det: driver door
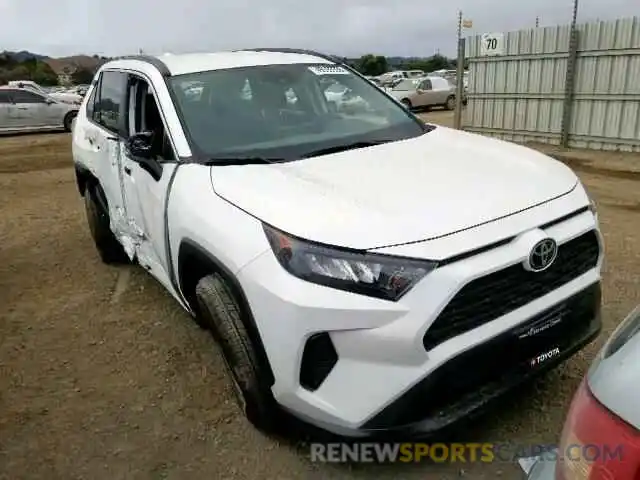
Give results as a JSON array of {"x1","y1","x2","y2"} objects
[{"x1": 120, "y1": 75, "x2": 176, "y2": 294}]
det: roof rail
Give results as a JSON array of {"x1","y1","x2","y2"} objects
[{"x1": 113, "y1": 55, "x2": 171, "y2": 77}]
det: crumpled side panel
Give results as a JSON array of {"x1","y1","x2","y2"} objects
[{"x1": 109, "y1": 206, "x2": 136, "y2": 260}]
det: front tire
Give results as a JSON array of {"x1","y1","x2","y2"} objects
[
  {"x1": 195, "y1": 274, "x2": 278, "y2": 433},
  {"x1": 64, "y1": 111, "x2": 78, "y2": 132},
  {"x1": 401, "y1": 98, "x2": 412, "y2": 109},
  {"x1": 84, "y1": 184, "x2": 129, "y2": 264}
]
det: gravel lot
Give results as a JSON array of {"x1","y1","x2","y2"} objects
[{"x1": 1, "y1": 117, "x2": 638, "y2": 479}]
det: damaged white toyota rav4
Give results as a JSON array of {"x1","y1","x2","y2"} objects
[{"x1": 72, "y1": 49, "x2": 603, "y2": 438}]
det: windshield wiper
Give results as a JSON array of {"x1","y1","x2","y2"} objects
[
  {"x1": 302, "y1": 140, "x2": 392, "y2": 159},
  {"x1": 204, "y1": 157, "x2": 285, "y2": 166}
]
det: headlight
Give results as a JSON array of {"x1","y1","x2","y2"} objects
[
  {"x1": 263, "y1": 224, "x2": 436, "y2": 301},
  {"x1": 601, "y1": 305, "x2": 640, "y2": 359}
]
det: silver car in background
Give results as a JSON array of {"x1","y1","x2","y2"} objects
[
  {"x1": 520, "y1": 305, "x2": 640, "y2": 480},
  {"x1": 389, "y1": 76, "x2": 461, "y2": 111},
  {"x1": 0, "y1": 86, "x2": 79, "y2": 133}
]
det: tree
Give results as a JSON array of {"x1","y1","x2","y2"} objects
[
  {"x1": 354, "y1": 54, "x2": 388, "y2": 76},
  {"x1": 72, "y1": 67, "x2": 95, "y2": 85}
]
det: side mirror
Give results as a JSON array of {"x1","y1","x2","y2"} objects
[
  {"x1": 46, "y1": 98, "x2": 55, "y2": 105},
  {"x1": 417, "y1": 89, "x2": 425, "y2": 94},
  {"x1": 126, "y1": 131, "x2": 154, "y2": 159},
  {"x1": 125, "y1": 131, "x2": 163, "y2": 181}
]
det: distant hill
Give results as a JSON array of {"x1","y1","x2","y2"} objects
[
  {"x1": 1, "y1": 50, "x2": 50, "y2": 62},
  {"x1": 45, "y1": 55, "x2": 108, "y2": 76}
]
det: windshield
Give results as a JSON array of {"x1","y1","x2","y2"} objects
[
  {"x1": 392, "y1": 79, "x2": 420, "y2": 91},
  {"x1": 169, "y1": 63, "x2": 426, "y2": 161}
]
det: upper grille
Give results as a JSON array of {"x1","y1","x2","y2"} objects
[{"x1": 423, "y1": 230, "x2": 600, "y2": 350}]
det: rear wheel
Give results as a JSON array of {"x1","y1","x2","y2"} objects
[
  {"x1": 84, "y1": 184, "x2": 129, "y2": 264},
  {"x1": 195, "y1": 274, "x2": 278, "y2": 433},
  {"x1": 445, "y1": 95, "x2": 456, "y2": 111}
]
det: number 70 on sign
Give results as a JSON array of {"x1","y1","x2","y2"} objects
[{"x1": 480, "y1": 32, "x2": 505, "y2": 56}]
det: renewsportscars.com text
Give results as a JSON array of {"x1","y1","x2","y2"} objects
[{"x1": 310, "y1": 442, "x2": 625, "y2": 463}]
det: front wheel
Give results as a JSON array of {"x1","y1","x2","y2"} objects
[
  {"x1": 195, "y1": 274, "x2": 279, "y2": 433},
  {"x1": 401, "y1": 98, "x2": 412, "y2": 109},
  {"x1": 64, "y1": 111, "x2": 77, "y2": 132}
]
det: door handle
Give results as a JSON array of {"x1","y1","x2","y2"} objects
[
  {"x1": 17, "y1": 107, "x2": 28, "y2": 110},
  {"x1": 124, "y1": 166, "x2": 132, "y2": 175}
]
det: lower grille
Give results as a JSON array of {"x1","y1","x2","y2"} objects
[
  {"x1": 423, "y1": 230, "x2": 600, "y2": 350},
  {"x1": 364, "y1": 283, "x2": 601, "y2": 431}
]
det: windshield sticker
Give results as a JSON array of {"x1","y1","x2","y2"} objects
[{"x1": 308, "y1": 65, "x2": 349, "y2": 75}]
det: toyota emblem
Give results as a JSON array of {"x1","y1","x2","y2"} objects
[{"x1": 527, "y1": 238, "x2": 558, "y2": 272}]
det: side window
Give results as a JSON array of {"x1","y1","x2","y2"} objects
[
  {"x1": 85, "y1": 80, "x2": 99, "y2": 119},
  {"x1": 0, "y1": 91, "x2": 13, "y2": 103},
  {"x1": 129, "y1": 77, "x2": 175, "y2": 161},
  {"x1": 95, "y1": 71, "x2": 127, "y2": 134},
  {"x1": 12, "y1": 90, "x2": 47, "y2": 103},
  {"x1": 420, "y1": 79, "x2": 432, "y2": 90}
]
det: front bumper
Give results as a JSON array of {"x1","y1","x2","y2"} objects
[
  {"x1": 237, "y1": 202, "x2": 602, "y2": 437},
  {"x1": 358, "y1": 283, "x2": 601, "y2": 438}
]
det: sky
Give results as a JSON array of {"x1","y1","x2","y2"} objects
[{"x1": 0, "y1": 0, "x2": 637, "y2": 59}]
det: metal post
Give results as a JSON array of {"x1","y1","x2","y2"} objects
[
  {"x1": 560, "y1": 0, "x2": 579, "y2": 147},
  {"x1": 454, "y1": 37, "x2": 465, "y2": 130}
]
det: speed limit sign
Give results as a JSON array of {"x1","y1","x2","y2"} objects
[{"x1": 480, "y1": 32, "x2": 505, "y2": 56}]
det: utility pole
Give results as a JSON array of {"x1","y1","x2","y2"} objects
[
  {"x1": 454, "y1": 10, "x2": 465, "y2": 130},
  {"x1": 571, "y1": 0, "x2": 579, "y2": 27}
]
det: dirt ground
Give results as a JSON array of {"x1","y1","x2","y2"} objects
[{"x1": 1, "y1": 120, "x2": 638, "y2": 479}]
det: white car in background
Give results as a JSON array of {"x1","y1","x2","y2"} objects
[
  {"x1": 390, "y1": 76, "x2": 460, "y2": 111},
  {"x1": 8, "y1": 80, "x2": 83, "y2": 105},
  {"x1": 0, "y1": 86, "x2": 78, "y2": 133}
]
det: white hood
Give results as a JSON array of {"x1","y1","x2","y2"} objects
[{"x1": 209, "y1": 127, "x2": 578, "y2": 250}]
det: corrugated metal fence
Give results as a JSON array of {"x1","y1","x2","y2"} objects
[{"x1": 464, "y1": 16, "x2": 640, "y2": 152}]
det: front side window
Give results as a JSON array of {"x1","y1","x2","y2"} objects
[
  {"x1": 95, "y1": 71, "x2": 127, "y2": 133},
  {"x1": 169, "y1": 63, "x2": 427, "y2": 162},
  {"x1": 11, "y1": 90, "x2": 47, "y2": 103}
]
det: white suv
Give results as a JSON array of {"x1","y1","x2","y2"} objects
[{"x1": 72, "y1": 49, "x2": 603, "y2": 438}]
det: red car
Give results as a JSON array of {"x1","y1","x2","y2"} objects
[{"x1": 521, "y1": 305, "x2": 640, "y2": 479}]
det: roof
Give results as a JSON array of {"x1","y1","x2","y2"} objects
[{"x1": 127, "y1": 51, "x2": 335, "y2": 77}]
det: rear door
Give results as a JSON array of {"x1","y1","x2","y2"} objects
[
  {"x1": 10, "y1": 89, "x2": 50, "y2": 127},
  {"x1": 81, "y1": 71, "x2": 137, "y2": 257}
]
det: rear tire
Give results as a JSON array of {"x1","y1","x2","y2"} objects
[
  {"x1": 195, "y1": 274, "x2": 278, "y2": 433},
  {"x1": 445, "y1": 95, "x2": 456, "y2": 111},
  {"x1": 84, "y1": 184, "x2": 129, "y2": 264},
  {"x1": 64, "y1": 111, "x2": 77, "y2": 132}
]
